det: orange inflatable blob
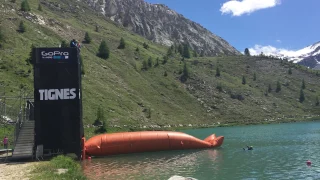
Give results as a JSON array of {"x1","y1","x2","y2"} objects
[{"x1": 85, "y1": 131, "x2": 224, "y2": 156}]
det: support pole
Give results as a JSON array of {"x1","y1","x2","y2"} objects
[{"x1": 81, "y1": 136, "x2": 86, "y2": 160}]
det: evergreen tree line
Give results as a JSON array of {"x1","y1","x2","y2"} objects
[{"x1": 166, "y1": 43, "x2": 202, "y2": 59}]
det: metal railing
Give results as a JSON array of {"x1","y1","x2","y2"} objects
[
  {"x1": 13, "y1": 100, "x2": 34, "y2": 147},
  {"x1": 0, "y1": 86, "x2": 34, "y2": 151}
]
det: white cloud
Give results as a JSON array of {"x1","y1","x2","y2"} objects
[
  {"x1": 248, "y1": 45, "x2": 296, "y2": 56},
  {"x1": 276, "y1": 40, "x2": 281, "y2": 43},
  {"x1": 220, "y1": 0, "x2": 281, "y2": 16}
]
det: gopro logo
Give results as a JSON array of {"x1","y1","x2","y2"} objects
[
  {"x1": 41, "y1": 51, "x2": 69, "y2": 60},
  {"x1": 39, "y1": 88, "x2": 76, "y2": 100}
]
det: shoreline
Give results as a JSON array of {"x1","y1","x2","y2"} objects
[{"x1": 86, "y1": 116, "x2": 320, "y2": 134}]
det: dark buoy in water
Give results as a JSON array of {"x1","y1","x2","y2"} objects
[{"x1": 306, "y1": 160, "x2": 311, "y2": 166}]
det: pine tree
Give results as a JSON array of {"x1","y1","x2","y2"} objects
[
  {"x1": 276, "y1": 81, "x2": 281, "y2": 92},
  {"x1": 183, "y1": 44, "x2": 190, "y2": 58},
  {"x1": 244, "y1": 48, "x2": 250, "y2": 56},
  {"x1": 97, "y1": 40, "x2": 110, "y2": 59},
  {"x1": 84, "y1": 32, "x2": 92, "y2": 44},
  {"x1": 142, "y1": 59, "x2": 148, "y2": 70},
  {"x1": 95, "y1": 106, "x2": 107, "y2": 133},
  {"x1": 174, "y1": 44, "x2": 178, "y2": 53},
  {"x1": 118, "y1": 37, "x2": 126, "y2": 49},
  {"x1": 167, "y1": 47, "x2": 173, "y2": 56},
  {"x1": 193, "y1": 50, "x2": 198, "y2": 57},
  {"x1": 146, "y1": 108, "x2": 151, "y2": 118},
  {"x1": 288, "y1": 67, "x2": 292, "y2": 74},
  {"x1": 264, "y1": 88, "x2": 269, "y2": 96},
  {"x1": 216, "y1": 83, "x2": 223, "y2": 92},
  {"x1": 253, "y1": 72, "x2": 256, "y2": 81},
  {"x1": 0, "y1": 28, "x2": 3, "y2": 41},
  {"x1": 95, "y1": 25, "x2": 99, "y2": 32},
  {"x1": 215, "y1": 66, "x2": 220, "y2": 77},
  {"x1": 162, "y1": 55, "x2": 168, "y2": 64},
  {"x1": 11, "y1": 0, "x2": 16, "y2": 3},
  {"x1": 0, "y1": 28, "x2": 3, "y2": 48},
  {"x1": 299, "y1": 89, "x2": 305, "y2": 103},
  {"x1": 26, "y1": 44, "x2": 35, "y2": 65},
  {"x1": 181, "y1": 62, "x2": 189, "y2": 82},
  {"x1": 38, "y1": 3, "x2": 42, "y2": 11},
  {"x1": 60, "y1": 40, "x2": 68, "y2": 48},
  {"x1": 170, "y1": 45, "x2": 175, "y2": 55},
  {"x1": 301, "y1": 79, "x2": 306, "y2": 89},
  {"x1": 200, "y1": 50, "x2": 204, "y2": 57},
  {"x1": 268, "y1": 84, "x2": 272, "y2": 93},
  {"x1": 154, "y1": 57, "x2": 159, "y2": 67},
  {"x1": 178, "y1": 44, "x2": 183, "y2": 55},
  {"x1": 164, "y1": 71, "x2": 168, "y2": 77},
  {"x1": 315, "y1": 96, "x2": 319, "y2": 106},
  {"x1": 143, "y1": 42, "x2": 149, "y2": 49},
  {"x1": 21, "y1": 0, "x2": 31, "y2": 11},
  {"x1": 18, "y1": 21, "x2": 26, "y2": 33},
  {"x1": 242, "y1": 76, "x2": 246, "y2": 85},
  {"x1": 135, "y1": 47, "x2": 139, "y2": 52},
  {"x1": 148, "y1": 56, "x2": 153, "y2": 68}
]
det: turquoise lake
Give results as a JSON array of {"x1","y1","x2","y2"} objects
[{"x1": 82, "y1": 121, "x2": 320, "y2": 180}]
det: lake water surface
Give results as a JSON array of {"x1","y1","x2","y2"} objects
[{"x1": 82, "y1": 121, "x2": 320, "y2": 180}]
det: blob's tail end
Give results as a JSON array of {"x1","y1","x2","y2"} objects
[{"x1": 204, "y1": 134, "x2": 224, "y2": 147}]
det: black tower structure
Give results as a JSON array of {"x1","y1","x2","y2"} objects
[{"x1": 33, "y1": 48, "x2": 83, "y2": 157}]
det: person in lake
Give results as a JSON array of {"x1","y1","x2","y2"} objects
[
  {"x1": 243, "y1": 145, "x2": 253, "y2": 150},
  {"x1": 247, "y1": 145, "x2": 253, "y2": 150}
]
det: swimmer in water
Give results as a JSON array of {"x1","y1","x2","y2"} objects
[{"x1": 243, "y1": 145, "x2": 253, "y2": 150}]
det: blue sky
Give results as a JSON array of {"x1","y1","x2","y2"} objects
[{"x1": 145, "y1": 0, "x2": 320, "y2": 55}]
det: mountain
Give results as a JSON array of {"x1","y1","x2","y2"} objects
[
  {"x1": 84, "y1": 0, "x2": 240, "y2": 56},
  {"x1": 269, "y1": 42, "x2": 320, "y2": 69},
  {"x1": 295, "y1": 42, "x2": 320, "y2": 69},
  {"x1": 0, "y1": 0, "x2": 319, "y2": 137}
]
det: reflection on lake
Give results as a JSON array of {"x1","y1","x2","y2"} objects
[{"x1": 83, "y1": 149, "x2": 222, "y2": 180}]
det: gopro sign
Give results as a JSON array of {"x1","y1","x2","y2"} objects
[
  {"x1": 41, "y1": 51, "x2": 69, "y2": 60},
  {"x1": 39, "y1": 88, "x2": 77, "y2": 100}
]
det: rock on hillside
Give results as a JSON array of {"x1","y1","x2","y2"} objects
[{"x1": 84, "y1": 0, "x2": 240, "y2": 56}]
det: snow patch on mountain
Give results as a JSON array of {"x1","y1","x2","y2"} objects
[{"x1": 249, "y1": 42, "x2": 320, "y2": 66}]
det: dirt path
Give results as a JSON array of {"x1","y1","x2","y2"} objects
[{"x1": 0, "y1": 161, "x2": 41, "y2": 180}]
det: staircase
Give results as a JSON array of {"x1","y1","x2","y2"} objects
[{"x1": 12, "y1": 121, "x2": 34, "y2": 159}]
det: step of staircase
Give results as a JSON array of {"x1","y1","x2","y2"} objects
[{"x1": 12, "y1": 121, "x2": 35, "y2": 159}]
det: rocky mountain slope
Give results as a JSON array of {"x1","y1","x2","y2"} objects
[
  {"x1": 84, "y1": 0, "x2": 240, "y2": 56},
  {"x1": 0, "y1": 0, "x2": 319, "y2": 137}
]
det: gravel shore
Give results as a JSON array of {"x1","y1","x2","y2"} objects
[{"x1": 0, "y1": 161, "x2": 41, "y2": 180}]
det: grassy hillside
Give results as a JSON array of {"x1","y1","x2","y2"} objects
[{"x1": 0, "y1": 0, "x2": 319, "y2": 138}]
